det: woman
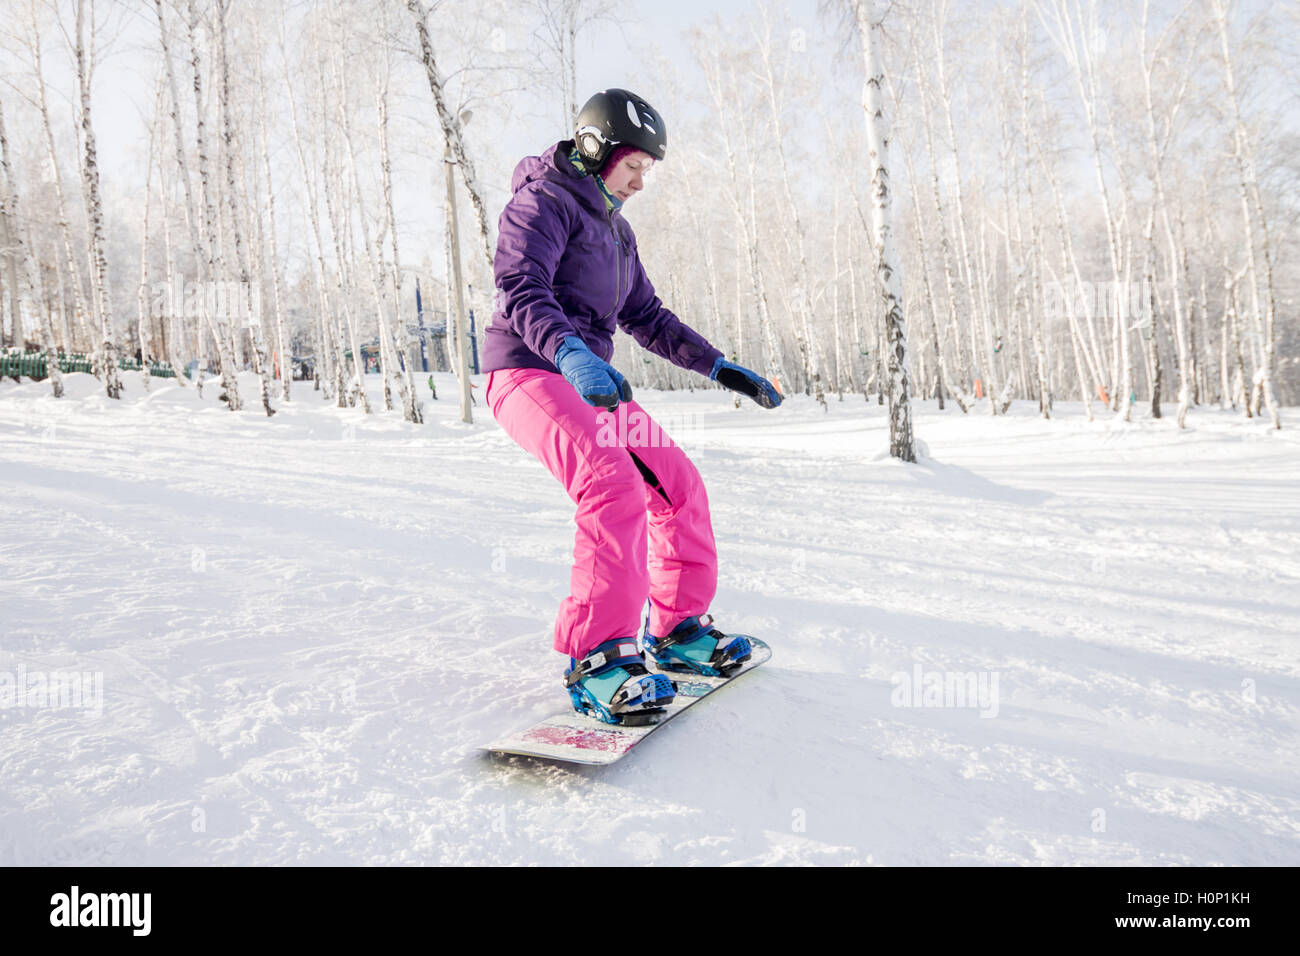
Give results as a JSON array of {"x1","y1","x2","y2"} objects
[{"x1": 482, "y1": 88, "x2": 782, "y2": 725}]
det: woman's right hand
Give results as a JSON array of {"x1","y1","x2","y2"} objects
[
  {"x1": 553, "y1": 336, "x2": 634, "y2": 410},
  {"x1": 710, "y1": 357, "x2": 783, "y2": 408}
]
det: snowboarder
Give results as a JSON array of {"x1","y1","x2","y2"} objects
[{"x1": 482, "y1": 88, "x2": 782, "y2": 725}]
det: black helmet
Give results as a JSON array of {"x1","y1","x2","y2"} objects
[{"x1": 573, "y1": 88, "x2": 667, "y2": 174}]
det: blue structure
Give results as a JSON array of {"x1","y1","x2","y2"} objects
[
  {"x1": 415, "y1": 278, "x2": 430, "y2": 373},
  {"x1": 406, "y1": 277, "x2": 479, "y2": 374},
  {"x1": 468, "y1": 307, "x2": 480, "y2": 374},
  {"x1": 466, "y1": 281, "x2": 481, "y2": 375}
]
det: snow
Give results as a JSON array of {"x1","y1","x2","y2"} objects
[{"x1": 2, "y1": 370, "x2": 1298, "y2": 865}]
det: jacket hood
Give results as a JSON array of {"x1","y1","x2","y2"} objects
[
  {"x1": 508, "y1": 152, "x2": 555, "y2": 194},
  {"x1": 510, "y1": 140, "x2": 607, "y2": 215}
]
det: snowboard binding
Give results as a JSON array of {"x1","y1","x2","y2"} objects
[
  {"x1": 644, "y1": 614, "x2": 752, "y2": 678},
  {"x1": 565, "y1": 637, "x2": 676, "y2": 726}
]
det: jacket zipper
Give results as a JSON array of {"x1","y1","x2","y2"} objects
[{"x1": 598, "y1": 208, "x2": 624, "y2": 327}]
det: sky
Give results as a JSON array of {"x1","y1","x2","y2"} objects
[
  {"x1": 10, "y1": 0, "x2": 1296, "y2": 195},
  {"x1": 2, "y1": 0, "x2": 827, "y2": 289},
  {"x1": 3, "y1": 0, "x2": 1294, "y2": 302},
  {"x1": 469, "y1": 0, "x2": 827, "y2": 201},
  {"x1": 39, "y1": 0, "x2": 822, "y2": 185}
]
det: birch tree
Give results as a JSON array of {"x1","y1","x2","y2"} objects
[
  {"x1": 407, "y1": 0, "x2": 494, "y2": 272},
  {"x1": 375, "y1": 4, "x2": 424, "y2": 423},
  {"x1": 527, "y1": 0, "x2": 616, "y2": 131},
  {"x1": 184, "y1": 0, "x2": 242, "y2": 409},
  {"x1": 694, "y1": 23, "x2": 786, "y2": 392},
  {"x1": 857, "y1": 0, "x2": 916, "y2": 461},
  {"x1": 1136, "y1": 0, "x2": 1198, "y2": 426},
  {"x1": 1210, "y1": 0, "x2": 1281, "y2": 429},
  {"x1": 216, "y1": 0, "x2": 274, "y2": 416},
  {"x1": 755, "y1": 6, "x2": 826, "y2": 406},
  {"x1": 252, "y1": 20, "x2": 289, "y2": 402},
  {"x1": 0, "y1": 98, "x2": 24, "y2": 354},
  {"x1": 73, "y1": 0, "x2": 121, "y2": 399},
  {"x1": 1037, "y1": 0, "x2": 1135, "y2": 418},
  {"x1": 135, "y1": 73, "x2": 166, "y2": 393}
]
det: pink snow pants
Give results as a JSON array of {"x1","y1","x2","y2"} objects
[{"x1": 486, "y1": 367, "x2": 718, "y2": 659}]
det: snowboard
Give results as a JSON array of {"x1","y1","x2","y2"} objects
[{"x1": 482, "y1": 638, "x2": 771, "y2": 766}]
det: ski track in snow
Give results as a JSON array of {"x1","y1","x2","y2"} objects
[{"x1": 1, "y1": 371, "x2": 1298, "y2": 866}]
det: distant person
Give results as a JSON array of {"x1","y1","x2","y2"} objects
[{"x1": 481, "y1": 88, "x2": 781, "y2": 725}]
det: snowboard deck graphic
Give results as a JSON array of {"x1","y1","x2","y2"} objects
[{"x1": 482, "y1": 638, "x2": 771, "y2": 766}]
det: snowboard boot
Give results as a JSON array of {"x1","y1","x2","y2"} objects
[
  {"x1": 643, "y1": 614, "x2": 752, "y2": 677},
  {"x1": 565, "y1": 637, "x2": 676, "y2": 726}
]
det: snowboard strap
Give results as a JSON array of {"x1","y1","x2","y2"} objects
[
  {"x1": 651, "y1": 614, "x2": 714, "y2": 651},
  {"x1": 564, "y1": 640, "x2": 642, "y2": 687}
]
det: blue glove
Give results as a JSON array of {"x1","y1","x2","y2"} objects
[
  {"x1": 710, "y1": 356, "x2": 782, "y2": 408},
  {"x1": 553, "y1": 336, "x2": 633, "y2": 410}
]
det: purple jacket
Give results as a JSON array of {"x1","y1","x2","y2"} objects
[{"x1": 480, "y1": 140, "x2": 723, "y2": 378}]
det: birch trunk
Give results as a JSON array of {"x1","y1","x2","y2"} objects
[
  {"x1": 252, "y1": 28, "x2": 289, "y2": 402},
  {"x1": 156, "y1": 139, "x2": 190, "y2": 388},
  {"x1": 1017, "y1": 14, "x2": 1051, "y2": 417},
  {"x1": 1138, "y1": 0, "x2": 1194, "y2": 426},
  {"x1": 0, "y1": 108, "x2": 22, "y2": 353},
  {"x1": 186, "y1": 0, "x2": 241, "y2": 410},
  {"x1": 320, "y1": 47, "x2": 370, "y2": 413},
  {"x1": 74, "y1": 0, "x2": 121, "y2": 399},
  {"x1": 34, "y1": 243, "x2": 66, "y2": 396},
  {"x1": 756, "y1": 8, "x2": 824, "y2": 407},
  {"x1": 216, "y1": 0, "x2": 274, "y2": 416},
  {"x1": 1211, "y1": 0, "x2": 1281, "y2": 429},
  {"x1": 136, "y1": 73, "x2": 166, "y2": 393},
  {"x1": 335, "y1": 22, "x2": 405, "y2": 417},
  {"x1": 696, "y1": 35, "x2": 784, "y2": 389},
  {"x1": 915, "y1": 51, "x2": 970, "y2": 411},
  {"x1": 1030, "y1": 90, "x2": 1103, "y2": 413},
  {"x1": 1037, "y1": 0, "x2": 1128, "y2": 418},
  {"x1": 857, "y1": 0, "x2": 915, "y2": 461},
  {"x1": 376, "y1": 17, "x2": 423, "y2": 424},
  {"x1": 932, "y1": 0, "x2": 989, "y2": 411},
  {"x1": 152, "y1": 0, "x2": 202, "y2": 388},
  {"x1": 2, "y1": 94, "x2": 66, "y2": 395},
  {"x1": 279, "y1": 10, "x2": 342, "y2": 403},
  {"x1": 890, "y1": 76, "x2": 947, "y2": 411},
  {"x1": 28, "y1": 5, "x2": 92, "y2": 362}
]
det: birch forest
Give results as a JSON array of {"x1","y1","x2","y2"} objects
[{"x1": 0, "y1": 0, "x2": 1296, "y2": 430}]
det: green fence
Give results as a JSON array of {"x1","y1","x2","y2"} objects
[{"x1": 0, "y1": 351, "x2": 180, "y2": 381}]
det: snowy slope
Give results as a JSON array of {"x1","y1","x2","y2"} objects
[{"x1": 1, "y1": 371, "x2": 1297, "y2": 865}]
